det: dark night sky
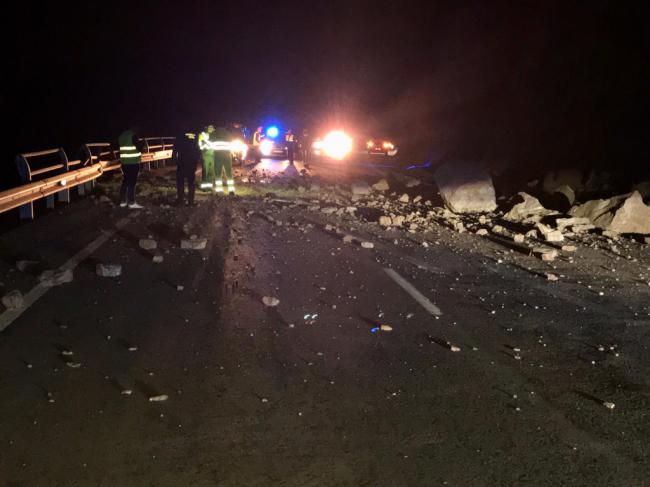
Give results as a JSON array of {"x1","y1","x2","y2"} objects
[{"x1": 4, "y1": 0, "x2": 649, "y2": 186}]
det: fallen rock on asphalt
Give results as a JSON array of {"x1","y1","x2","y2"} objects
[
  {"x1": 149, "y1": 394, "x2": 168, "y2": 402},
  {"x1": 504, "y1": 192, "x2": 556, "y2": 222},
  {"x1": 152, "y1": 254, "x2": 164, "y2": 263},
  {"x1": 533, "y1": 248, "x2": 558, "y2": 261},
  {"x1": 38, "y1": 268, "x2": 73, "y2": 287},
  {"x1": 379, "y1": 216, "x2": 392, "y2": 227},
  {"x1": 556, "y1": 217, "x2": 592, "y2": 232},
  {"x1": 405, "y1": 177, "x2": 421, "y2": 188},
  {"x1": 262, "y1": 296, "x2": 280, "y2": 307},
  {"x1": 96, "y1": 264, "x2": 122, "y2": 277},
  {"x1": 372, "y1": 178, "x2": 390, "y2": 192},
  {"x1": 570, "y1": 191, "x2": 650, "y2": 234},
  {"x1": 361, "y1": 241, "x2": 375, "y2": 249},
  {"x1": 139, "y1": 239, "x2": 157, "y2": 250},
  {"x1": 536, "y1": 223, "x2": 564, "y2": 242},
  {"x1": 2, "y1": 290, "x2": 24, "y2": 310},
  {"x1": 434, "y1": 162, "x2": 497, "y2": 213},
  {"x1": 181, "y1": 238, "x2": 208, "y2": 250}
]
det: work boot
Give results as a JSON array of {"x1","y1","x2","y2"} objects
[
  {"x1": 119, "y1": 202, "x2": 128, "y2": 208},
  {"x1": 128, "y1": 202, "x2": 144, "y2": 209}
]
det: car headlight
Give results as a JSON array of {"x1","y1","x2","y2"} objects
[
  {"x1": 322, "y1": 131, "x2": 353, "y2": 160},
  {"x1": 382, "y1": 141, "x2": 394, "y2": 150},
  {"x1": 367, "y1": 140, "x2": 374, "y2": 148},
  {"x1": 260, "y1": 139, "x2": 274, "y2": 156},
  {"x1": 231, "y1": 139, "x2": 248, "y2": 158}
]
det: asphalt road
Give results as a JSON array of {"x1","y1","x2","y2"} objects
[{"x1": 0, "y1": 162, "x2": 648, "y2": 486}]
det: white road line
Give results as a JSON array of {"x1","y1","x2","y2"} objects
[
  {"x1": 0, "y1": 216, "x2": 133, "y2": 333},
  {"x1": 384, "y1": 267, "x2": 443, "y2": 316}
]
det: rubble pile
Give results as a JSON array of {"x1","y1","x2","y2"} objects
[
  {"x1": 570, "y1": 191, "x2": 650, "y2": 235},
  {"x1": 263, "y1": 174, "x2": 650, "y2": 265}
]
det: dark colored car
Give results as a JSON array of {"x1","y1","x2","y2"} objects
[{"x1": 364, "y1": 137, "x2": 398, "y2": 156}]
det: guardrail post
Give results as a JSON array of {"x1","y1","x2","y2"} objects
[
  {"x1": 78, "y1": 145, "x2": 92, "y2": 195},
  {"x1": 142, "y1": 139, "x2": 151, "y2": 171},
  {"x1": 56, "y1": 147, "x2": 71, "y2": 204},
  {"x1": 15, "y1": 155, "x2": 34, "y2": 220}
]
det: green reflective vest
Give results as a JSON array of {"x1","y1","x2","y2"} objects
[{"x1": 119, "y1": 130, "x2": 141, "y2": 164}]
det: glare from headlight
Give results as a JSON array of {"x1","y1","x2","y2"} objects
[
  {"x1": 231, "y1": 139, "x2": 248, "y2": 158},
  {"x1": 260, "y1": 139, "x2": 274, "y2": 156},
  {"x1": 367, "y1": 140, "x2": 374, "y2": 148},
  {"x1": 382, "y1": 141, "x2": 394, "y2": 149},
  {"x1": 323, "y1": 131, "x2": 353, "y2": 160}
]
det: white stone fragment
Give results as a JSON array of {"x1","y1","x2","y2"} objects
[
  {"x1": 96, "y1": 264, "x2": 122, "y2": 277},
  {"x1": 262, "y1": 296, "x2": 280, "y2": 307},
  {"x1": 139, "y1": 239, "x2": 157, "y2": 250},
  {"x1": 149, "y1": 394, "x2": 168, "y2": 402},
  {"x1": 181, "y1": 238, "x2": 207, "y2": 250},
  {"x1": 2, "y1": 290, "x2": 24, "y2": 310}
]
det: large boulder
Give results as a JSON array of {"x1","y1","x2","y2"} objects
[
  {"x1": 504, "y1": 192, "x2": 556, "y2": 222},
  {"x1": 569, "y1": 191, "x2": 650, "y2": 234},
  {"x1": 433, "y1": 162, "x2": 497, "y2": 214},
  {"x1": 543, "y1": 169, "x2": 584, "y2": 195},
  {"x1": 372, "y1": 178, "x2": 390, "y2": 192}
]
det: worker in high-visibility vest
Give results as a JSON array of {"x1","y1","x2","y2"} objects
[
  {"x1": 198, "y1": 125, "x2": 217, "y2": 190},
  {"x1": 212, "y1": 126, "x2": 236, "y2": 195},
  {"x1": 118, "y1": 128, "x2": 143, "y2": 208},
  {"x1": 252, "y1": 126, "x2": 263, "y2": 163}
]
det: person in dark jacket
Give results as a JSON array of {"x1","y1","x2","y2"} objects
[
  {"x1": 285, "y1": 129, "x2": 296, "y2": 166},
  {"x1": 174, "y1": 132, "x2": 200, "y2": 206}
]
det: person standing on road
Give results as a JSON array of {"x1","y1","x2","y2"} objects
[
  {"x1": 211, "y1": 126, "x2": 236, "y2": 195},
  {"x1": 118, "y1": 127, "x2": 143, "y2": 209},
  {"x1": 252, "y1": 126, "x2": 263, "y2": 163},
  {"x1": 174, "y1": 131, "x2": 199, "y2": 206},
  {"x1": 285, "y1": 129, "x2": 296, "y2": 166},
  {"x1": 198, "y1": 125, "x2": 217, "y2": 190}
]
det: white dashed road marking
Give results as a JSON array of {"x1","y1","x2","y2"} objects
[{"x1": 384, "y1": 267, "x2": 442, "y2": 316}]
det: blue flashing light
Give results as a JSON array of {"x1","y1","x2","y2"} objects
[{"x1": 266, "y1": 126, "x2": 279, "y2": 138}]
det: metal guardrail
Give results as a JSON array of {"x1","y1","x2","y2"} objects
[{"x1": 0, "y1": 137, "x2": 175, "y2": 219}]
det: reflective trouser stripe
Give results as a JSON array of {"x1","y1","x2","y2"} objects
[
  {"x1": 120, "y1": 145, "x2": 136, "y2": 150},
  {"x1": 120, "y1": 152, "x2": 142, "y2": 158},
  {"x1": 200, "y1": 183, "x2": 212, "y2": 188}
]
